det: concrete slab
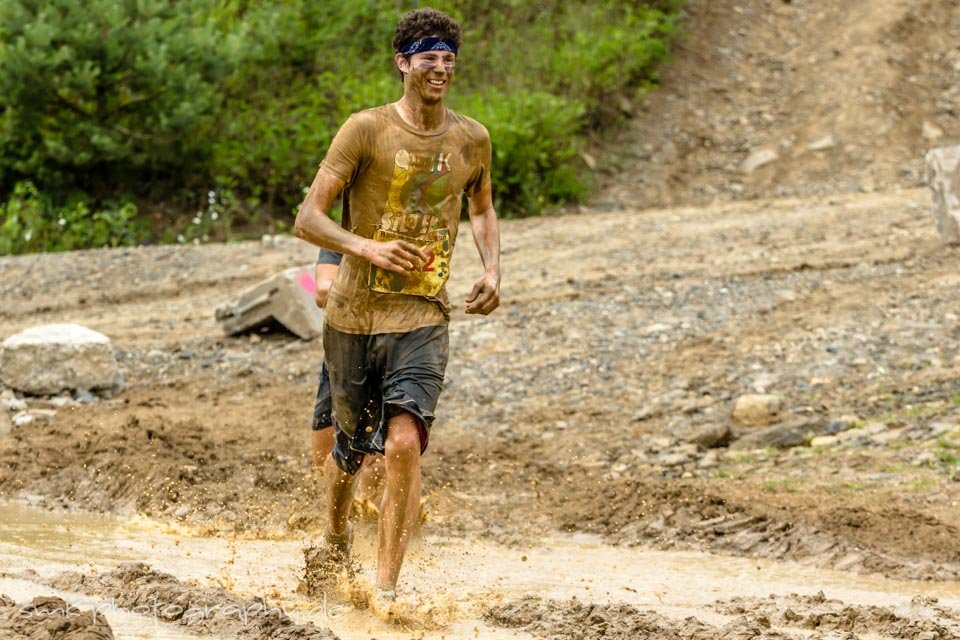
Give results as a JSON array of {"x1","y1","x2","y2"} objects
[{"x1": 215, "y1": 266, "x2": 324, "y2": 340}]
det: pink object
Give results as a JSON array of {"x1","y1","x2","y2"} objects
[{"x1": 299, "y1": 271, "x2": 317, "y2": 294}]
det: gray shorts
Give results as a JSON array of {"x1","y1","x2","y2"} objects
[
  {"x1": 323, "y1": 324, "x2": 449, "y2": 475},
  {"x1": 311, "y1": 361, "x2": 333, "y2": 431}
]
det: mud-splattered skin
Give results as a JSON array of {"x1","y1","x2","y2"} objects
[{"x1": 397, "y1": 50, "x2": 456, "y2": 107}]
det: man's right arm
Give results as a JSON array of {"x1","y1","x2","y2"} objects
[{"x1": 294, "y1": 170, "x2": 427, "y2": 274}]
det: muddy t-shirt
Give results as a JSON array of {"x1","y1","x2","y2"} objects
[{"x1": 320, "y1": 104, "x2": 492, "y2": 335}]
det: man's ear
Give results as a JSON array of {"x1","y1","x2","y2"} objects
[{"x1": 394, "y1": 52, "x2": 409, "y2": 75}]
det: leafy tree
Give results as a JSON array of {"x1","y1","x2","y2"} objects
[{"x1": 0, "y1": 0, "x2": 240, "y2": 197}]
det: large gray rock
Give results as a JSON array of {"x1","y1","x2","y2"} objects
[
  {"x1": 215, "y1": 266, "x2": 324, "y2": 340},
  {"x1": 0, "y1": 324, "x2": 122, "y2": 395},
  {"x1": 925, "y1": 145, "x2": 960, "y2": 244}
]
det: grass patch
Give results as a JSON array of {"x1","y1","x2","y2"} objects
[
  {"x1": 723, "y1": 452, "x2": 764, "y2": 464},
  {"x1": 908, "y1": 477, "x2": 938, "y2": 491},
  {"x1": 761, "y1": 479, "x2": 801, "y2": 494},
  {"x1": 935, "y1": 448, "x2": 960, "y2": 466}
]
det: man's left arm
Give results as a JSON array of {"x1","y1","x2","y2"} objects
[{"x1": 464, "y1": 180, "x2": 500, "y2": 315}]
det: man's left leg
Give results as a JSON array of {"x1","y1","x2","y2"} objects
[{"x1": 376, "y1": 411, "x2": 422, "y2": 590}]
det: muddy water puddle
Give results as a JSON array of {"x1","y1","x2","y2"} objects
[{"x1": 1, "y1": 502, "x2": 959, "y2": 639}]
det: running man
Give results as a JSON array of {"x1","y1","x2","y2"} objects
[{"x1": 294, "y1": 7, "x2": 500, "y2": 616}]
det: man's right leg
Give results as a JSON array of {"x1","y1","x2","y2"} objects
[{"x1": 376, "y1": 411, "x2": 423, "y2": 590}]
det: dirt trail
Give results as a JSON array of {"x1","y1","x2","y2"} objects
[
  {"x1": 597, "y1": 0, "x2": 960, "y2": 208},
  {"x1": 2, "y1": 186, "x2": 960, "y2": 637}
]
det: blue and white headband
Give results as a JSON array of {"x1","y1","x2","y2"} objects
[{"x1": 398, "y1": 37, "x2": 458, "y2": 56}]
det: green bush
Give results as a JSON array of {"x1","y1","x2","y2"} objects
[
  {"x1": 452, "y1": 0, "x2": 677, "y2": 128},
  {"x1": 0, "y1": 182, "x2": 145, "y2": 255},
  {"x1": 453, "y1": 91, "x2": 589, "y2": 216}
]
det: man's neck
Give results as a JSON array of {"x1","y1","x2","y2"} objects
[{"x1": 395, "y1": 94, "x2": 445, "y2": 131}]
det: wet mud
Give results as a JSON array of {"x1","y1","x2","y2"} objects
[
  {"x1": 544, "y1": 477, "x2": 960, "y2": 581},
  {"x1": 0, "y1": 594, "x2": 114, "y2": 640},
  {"x1": 489, "y1": 592, "x2": 960, "y2": 640},
  {"x1": 30, "y1": 563, "x2": 335, "y2": 640}
]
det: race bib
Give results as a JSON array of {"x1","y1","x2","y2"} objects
[{"x1": 368, "y1": 227, "x2": 450, "y2": 298}]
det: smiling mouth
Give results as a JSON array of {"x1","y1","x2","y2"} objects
[{"x1": 427, "y1": 79, "x2": 446, "y2": 87}]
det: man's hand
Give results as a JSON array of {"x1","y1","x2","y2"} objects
[
  {"x1": 465, "y1": 271, "x2": 500, "y2": 315},
  {"x1": 314, "y1": 264, "x2": 338, "y2": 308},
  {"x1": 364, "y1": 239, "x2": 428, "y2": 274}
]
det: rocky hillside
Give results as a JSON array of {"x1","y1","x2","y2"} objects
[{"x1": 596, "y1": 0, "x2": 960, "y2": 208}]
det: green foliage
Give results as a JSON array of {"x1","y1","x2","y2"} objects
[
  {"x1": 454, "y1": 90, "x2": 589, "y2": 215},
  {"x1": 0, "y1": 0, "x2": 240, "y2": 193},
  {"x1": 208, "y1": 1, "x2": 399, "y2": 216},
  {"x1": 0, "y1": 0, "x2": 683, "y2": 252},
  {"x1": 0, "y1": 181, "x2": 145, "y2": 255},
  {"x1": 451, "y1": 0, "x2": 678, "y2": 128}
]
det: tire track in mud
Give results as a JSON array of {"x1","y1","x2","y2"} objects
[{"x1": 541, "y1": 477, "x2": 960, "y2": 582}]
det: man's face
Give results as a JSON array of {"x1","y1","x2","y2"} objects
[{"x1": 401, "y1": 49, "x2": 456, "y2": 103}]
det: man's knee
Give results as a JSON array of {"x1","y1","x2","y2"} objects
[{"x1": 385, "y1": 412, "x2": 422, "y2": 457}]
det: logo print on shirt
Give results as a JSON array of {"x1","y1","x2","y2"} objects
[{"x1": 381, "y1": 150, "x2": 454, "y2": 236}]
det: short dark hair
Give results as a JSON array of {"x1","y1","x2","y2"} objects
[{"x1": 392, "y1": 8, "x2": 463, "y2": 53}]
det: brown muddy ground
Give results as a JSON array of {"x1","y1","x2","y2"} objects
[
  {"x1": 0, "y1": 593, "x2": 114, "y2": 639},
  {"x1": 490, "y1": 592, "x2": 960, "y2": 640},
  {"x1": 2, "y1": 186, "x2": 960, "y2": 637}
]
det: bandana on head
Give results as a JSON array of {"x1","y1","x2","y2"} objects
[{"x1": 397, "y1": 36, "x2": 458, "y2": 56}]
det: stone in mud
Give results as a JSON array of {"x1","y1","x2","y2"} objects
[
  {"x1": 925, "y1": 145, "x2": 960, "y2": 244},
  {"x1": 681, "y1": 423, "x2": 733, "y2": 449},
  {"x1": 731, "y1": 394, "x2": 783, "y2": 426},
  {"x1": 740, "y1": 147, "x2": 778, "y2": 174},
  {"x1": 0, "y1": 594, "x2": 115, "y2": 639},
  {"x1": 0, "y1": 388, "x2": 26, "y2": 412},
  {"x1": 215, "y1": 266, "x2": 324, "y2": 340},
  {"x1": 0, "y1": 412, "x2": 10, "y2": 437},
  {"x1": 0, "y1": 324, "x2": 122, "y2": 395},
  {"x1": 730, "y1": 418, "x2": 825, "y2": 450}
]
